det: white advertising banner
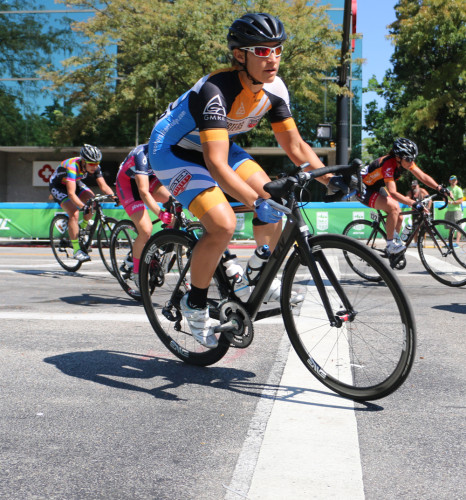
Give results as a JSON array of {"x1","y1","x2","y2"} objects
[{"x1": 32, "y1": 161, "x2": 61, "y2": 187}]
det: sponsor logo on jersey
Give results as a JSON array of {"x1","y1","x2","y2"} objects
[
  {"x1": 236, "y1": 102, "x2": 246, "y2": 117},
  {"x1": 203, "y1": 95, "x2": 226, "y2": 119},
  {"x1": 170, "y1": 169, "x2": 192, "y2": 196}
]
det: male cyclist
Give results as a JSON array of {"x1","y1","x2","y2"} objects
[
  {"x1": 358, "y1": 138, "x2": 449, "y2": 255},
  {"x1": 49, "y1": 144, "x2": 116, "y2": 262},
  {"x1": 116, "y1": 143, "x2": 173, "y2": 290},
  {"x1": 148, "y1": 13, "x2": 344, "y2": 348}
]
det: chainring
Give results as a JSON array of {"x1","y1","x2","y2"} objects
[{"x1": 218, "y1": 301, "x2": 254, "y2": 348}]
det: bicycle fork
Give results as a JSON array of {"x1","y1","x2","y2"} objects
[{"x1": 297, "y1": 233, "x2": 356, "y2": 328}]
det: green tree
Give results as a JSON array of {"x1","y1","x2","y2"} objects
[
  {"x1": 364, "y1": 0, "x2": 466, "y2": 186},
  {"x1": 44, "y1": 0, "x2": 341, "y2": 146}
]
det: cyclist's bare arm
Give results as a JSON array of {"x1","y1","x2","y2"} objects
[
  {"x1": 202, "y1": 139, "x2": 260, "y2": 208},
  {"x1": 385, "y1": 180, "x2": 420, "y2": 208},
  {"x1": 274, "y1": 127, "x2": 332, "y2": 185},
  {"x1": 135, "y1": 174, "x2": 162, "y2": 217},
  {"x1": 96, "y1": 176, "x2": 115, "y2": 197},
  {"x1": 410, "y1": 165, "x2": 442, "y2": 191}
]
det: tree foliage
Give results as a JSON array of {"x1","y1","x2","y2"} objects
[
  {"x1": 43, "y1": 0, "x2": 341, "y2": 146},
  {"x1": 364, "y1": 0, "x2": 466, "y2": 185}
]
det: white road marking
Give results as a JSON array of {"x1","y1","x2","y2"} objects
[{"x1": 226, "y1": 256, "x2": 364, "y2": 500}]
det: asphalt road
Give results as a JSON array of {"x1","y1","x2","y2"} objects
[{"x1": 0, "y1": 244, "x2": 464, "y2": 500}]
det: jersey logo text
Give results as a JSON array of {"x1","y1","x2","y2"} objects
[
  {"x1": 203, "y1": 95, "x2": 226, "y2": 118},
  {"x1": 170, "y1": 169, "x2": 192, "y2": 196}
]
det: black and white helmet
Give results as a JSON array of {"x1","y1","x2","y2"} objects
[
  {"x1": 227, "y1": 13, "x2": 287, "y2": 50},
  {"x1": 80, "y1": 144, "x2": 102, "y2": 163},
  {"x1": 392, "y1": 138, "x2": 418, "y2": 161}
]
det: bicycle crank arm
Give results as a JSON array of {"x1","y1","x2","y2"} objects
[{"x1": 214, "y1": 321, "x2": 239, "y2": 333}]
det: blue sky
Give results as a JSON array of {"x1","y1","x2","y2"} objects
[{"x1": 357, "y1": 0, "x2": 398, "y2": 118}]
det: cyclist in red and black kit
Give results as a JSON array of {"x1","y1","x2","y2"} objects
[
  {"x1": 49, "y1": 144, "x2": 116, "y2": 262},
  {"x1": 116, "y1": 143, "x2": 173, "y2": 289},
  {"x1": 358, "y1": 138, "x2": 450, "y2": 255}
]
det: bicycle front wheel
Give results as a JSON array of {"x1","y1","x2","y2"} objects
[
  {"x1": 281, "y1": 233, "x2": 416, "y2": 402},
  {"x1": 140, "y1": 229, "x2": 230, "y2": 366},
  {"x1": 49, "y1": 214, "x2": 82, "y2": 272},
  {"x1": 110, "y1": 220, "x2": 141, "y2": 301},
  {"x1": 417, "y1": 219, "x2": 466, "y2": 287},
  {"x1": 343, "y1": 219, "x2": 387, "y2": 281},
  {"x1": 97, "y1": 217, "x2": 117, "y2": 276}
]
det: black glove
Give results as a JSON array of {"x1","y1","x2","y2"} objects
[
  {"x1": 437, "y1": 185, "x2": 451, "y2": 197},
  {"x1": 412, "y1": 201, "x2": 424, "y2": 212},
  {"x1": 80, "y1": 203, "x2": 92, "y2": 215},
  {"x1": 328, "y1": 175, "x2": 350, "y2": 194}
]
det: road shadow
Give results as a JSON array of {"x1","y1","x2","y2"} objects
[
  {"x1": 432, "y1": 302, "x2": 466, "y2": 314},
  {"x1": 44, "y1": 349, "x2": 382, "y2": 411}
]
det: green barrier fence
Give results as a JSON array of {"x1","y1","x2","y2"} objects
[{"x1": 0, "y1": 201, "x2": 452, "y2": 241}]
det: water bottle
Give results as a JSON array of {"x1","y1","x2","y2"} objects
[
  {"x1": 246, "y1": 245, "x2": 271, "y2": 285},
  {"x1": 401, "y1": 224, "x2": 412, "y2": 242},
  {"x1": 223, "y1": 254, "x2": 250, "y2": 300}
]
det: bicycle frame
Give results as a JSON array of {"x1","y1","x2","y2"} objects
[{"x1": 213, "y1": 196, "x2": 355, "y2": 326}]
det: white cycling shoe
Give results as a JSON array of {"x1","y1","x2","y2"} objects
[
  {"x1": 180, "y1": 294, "x2": 218, "y2": 349},
  {"x1": 73, "y1": 249, "x2": 91, "y2": 262},
  {"x1": 263, "y1": 278, "x2": 304, "y2": 305},
  {"x1": 385, "y1": 240, "x2": 406, "y2": 255}
]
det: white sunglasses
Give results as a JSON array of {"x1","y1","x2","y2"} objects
[{"x1": 242, "y1": 45, "x2": 283, "y2": 58}]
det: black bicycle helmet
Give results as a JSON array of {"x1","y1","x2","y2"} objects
[
  {"x1": 80, "y1": 144, "x2": 102, "y2": 162},
  {"x1": 227, "y1": 13, "x2": 287, "y2": 50},
  {"x1": 392, "y1": 138, "x2": 418, "y2": 161}
]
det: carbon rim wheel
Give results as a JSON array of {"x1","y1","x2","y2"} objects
[
  {"x1": 140, "y1": 230, "x2": 230, "y2": 366},
  {"x1": 281, "y1": 234, "x2": 416, "y2": 401},
  {"x1": 417, "y1": 220, "x2": 466, "y2": 287},
  {"x1": 50, "y1": 214, "x2": 82, "y2": 272},
  {"x1": 343, "y1": 219, "x2": 386, "y2": 281},
  {"x1": 109, "y1": 220, "x2": 141, "y2": 301}
]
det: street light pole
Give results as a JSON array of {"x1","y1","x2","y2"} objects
[{"x1": 336, "y1": 0, "x2": 353, "y2": 165}]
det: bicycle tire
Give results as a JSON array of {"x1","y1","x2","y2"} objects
[
  {"x1": 140, "y1": 229, "x2": 230, "y2": 366},
  {"x1": 342, "y1": 219, "x2": 387, "y2": 282},
  {"x1": 281, "y1": 233, "x2": 416, "y2": 401},
  {"x1": 109, "y1": 220, "x2": 142, "y2": 301},
  {"x1": 97, "y1": 216, "x2": 118, "y2": 276},
  {"x1": 49, "y1": 214, "x2": 82, "y2": 272},
  {"x1": 417, "y1": 219, "x2": 466, "y2": 287}
]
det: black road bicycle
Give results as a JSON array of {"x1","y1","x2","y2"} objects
[
  {"x1": 343, "y1": 194, "x2": 466, "y2": 287},
  {"x1": 110, "y1": 197, "x2": 204, "y2": 301},
  {"x1": 138, "y1": 163, "x2": 416, "y2": 402},
  {"x1": 50, "y1": 194, "x2": 119, "y2": 274}
]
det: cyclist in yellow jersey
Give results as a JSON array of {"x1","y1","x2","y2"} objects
[{"x1": 148, "y1": 13, "x2": 344, "y2": 348}]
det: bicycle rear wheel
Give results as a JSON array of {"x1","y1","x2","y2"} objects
[
  {"x1": 97, "y1": 217, "x2": 117, "y2": 276},
  {"x1": 417, "y1": 219, "x2": 466, "y2": 287},
  {"x1": 281, "y1": 234, "x2": 416, "y2": 402},
  {"x1": 140, "y1": 229, "x2": 230, "y2": 366},
  {"x1": 110, "y1": 220, "x2": 141, "y2": 301},
  {"x1": 49, "y1": 214, "x2": 82, "y2": 272},
  {"x1": 343, "y1": 219, "x2": 387, "y2": 281}
]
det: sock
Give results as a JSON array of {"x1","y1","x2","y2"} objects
[
  {"x1": 80, "y1": 219, "x2": 89, "y2": 230},
  {"x1": 71, "y1": 239, "x2": 80, "y2": 252},
  {"x1": 133, "y1": 258, "x2": 140, "y2": 274},
  {"x1": 188, "y1": 285, "x2": 208, "y2": 309},
  {"x1": 387, "y1": 239, "x2": 393, "y2": 245}
]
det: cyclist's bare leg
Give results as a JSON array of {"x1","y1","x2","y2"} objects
[
  {"x1": 60, "y1": 199, "x2": 81, "y2": 240},
  {"x1": 374, "y1": 196, "x2": 401, "y2": 240},
  {"x1": 191, "y1": 202, "x2": 237, "y2": 289},
  {"x1": 129, "y1": 208, "x2": 153, "y2": 264},
  {"x1": 152, "y1": 183, "x2": 171, "y2": 204},
  {"x1": 79, "y1": 190, "x2": 95, "y2": 223}
]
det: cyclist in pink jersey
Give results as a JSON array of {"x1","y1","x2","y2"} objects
[
  {"x1": 49, "y1": 144, "x2": 116, "y2": 262},
  {"x1": 116, "y1": 144, "x2": 173, "y2": 289}
]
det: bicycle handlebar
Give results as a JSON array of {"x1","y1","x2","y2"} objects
[{"x1": 263, "y1": 159, "x2": 364, "y2": 203}]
